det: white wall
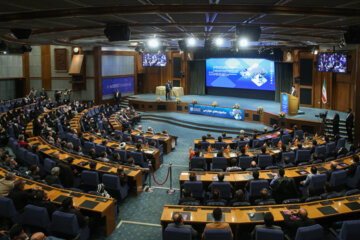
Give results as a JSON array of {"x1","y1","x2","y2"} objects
[
  {"x1": 0, "y1": 55, "x2": 23, "y2": 78},
  {"x1": 101, "y1": 55, "x2": 134, "y2": 76},
  {"x1": 29, "y1": 46, "x2": 42, "y2": 89}
]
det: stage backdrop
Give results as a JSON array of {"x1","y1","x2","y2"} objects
[{"x1": 102, "y1": 76, "x2": 134, "y2": 100}]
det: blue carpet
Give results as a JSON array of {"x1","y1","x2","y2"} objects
[{"x1": 133, "y1": 93, "x2": 347, "y2": 121}]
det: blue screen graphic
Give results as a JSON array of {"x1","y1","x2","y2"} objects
[
  {"x1": 281, "y1": 93, "x2": 288, "y2": 114},
  {"x1": 206, "y1": 58, "x2": 275, "y2": 91}
]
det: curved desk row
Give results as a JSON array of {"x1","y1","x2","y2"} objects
[
  {"x1": 161, "y1": 193, "x2": 360, "y2": 239},
  {"x1": 27, "y1": 137, "x2": 143, "y2": 195},
  {"x1": 0, "y1": 167, "x2": 116, "y2": 237}
]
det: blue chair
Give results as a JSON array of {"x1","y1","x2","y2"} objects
[
  {"x1": 336, "y1": 138, "x2": 346, "y2": 152},
  {"x1": 133, "y1": 135, "x2": 146, "y2": 144},
  {"x1": 22, "y1": 204, "x2": 50, "y2": 231},
  {"x1": 315, "y1": 145, "x2": 326, "y2": 155},
  {"x1": 71, "y1": 137, "x2": 82, "y2": 149},
  {"x1": 214, "y1": 142, "x2": 228, "y2": 151},
  {"x1": 293, "y1": 130, "x2": 304, "y2": 140},
  {"x1": 25, "y1": 152, "x2": 40, "y2": 166},
  {"x1": 237, "y1": 140, "x2": 249, "y2": 149},
  {"x1": 198, "y1": 141, "x2": 210, "y2": 151},
  {"x1": 102, "y1": 174, "x2": 129, "y2": 200},
  {"x1": 248, "y1": 180, "x2": 269, "y2": 201},
  {"x1": 281, "y1": 152, "x2": 295, "y2": 165},
  {"x1": 252, "y1": 139, "x2": 264, "y2": 149},
  {"x1": 0, "y1": 196, "x2": 22, "y2": 223},
  {"x1": 346, "y1": 165, "x2": 360, "y2": 188},
  {"x1": 44, "y1": 158, "x2": 56, "y2": 174},
  {"x1": 51, "y1": 211, "x2": 90, "y2": 240},
  {"x1": 239, "y1": 156, "x2": 253, "y2": 170},
  {"x1": 81, "y1": 170, "x2": 99, "y2": 188},
  {"x1": 345, "y1": 189, "x2": 360, "y2": 196},
  {"x1": 114, "y1": 149, "x2": 127, "y2": 163},
  {"x1": 183, "y1": 181, "x2": 204, "y2": 199},
  {"x1": 294, "y1": 224, "x2": 323, "y2": 240},
  {"x1": 281, "y1": 134, "x2": 292, "y2": 145},
  {"x1": 95, "y1": 144, "x2": 107, "y2": 155},
  {"x1": 211, "y1": 157, "x2": 227, "y2": 171},
  {"x1": 271, "y1": 137, "x2": 281, "y2": 147},
  {"x1": 204, "y1": 229, "x2": 232, "y2": 240},
  {"x1": 164, "y1": 227, "x2": 191, "y2": 240},
  {"x1": 83, "y1": 142, "x2": 95, "y2": 154},
  {"x1": 190, "y1": 157, "x2": 207, "y2": 171},
  {"x1": 329, "y1": 170, "x2": 347, "y2": 189},
  {"x1": 308, "y1": 174, "x2": 327, "y2": 193},
  {"x1": 130, "y1": 151, "x2": 149, "y2": 168},
  {"x1": 256, "y1": 228, "x2": 284, "y2": 240},
  {"x1": 295, "y1": 150, "x2": 311, "y2": 164},
  {"x1": 338, "y1": 219, "x2": 360, "y2": 240},
  {"x1": 210, "y1": 182, "x2": 232, "y2": 199},
  {"x1": 16, "y1": 147, "x2": 27, "y2": 163},
  {"x1": 326, "y1": 142, "x2": 336, "y2": 156},
  {"x1": 258, "y1": 155, "x2": 273, "y2": 169}
]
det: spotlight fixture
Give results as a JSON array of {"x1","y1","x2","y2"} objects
[
  {"x1": 215, "y1": 37, "x2": 224, "y2": 47},
  {"x1": 187, "y1": 37, "x2": 196, "y2": 47},
  {"x1": 239, "y1": 38, "x2": 249, "y2": 47},
  {"x1": 314, "y1": 49, "x2": 318, "y2": 55},
  {"x1": 73, "y1": 47, "x2": 79, "y2": 54},
  {"x1": 148, "y1": 38, "x2": 160, "y2": 49}
]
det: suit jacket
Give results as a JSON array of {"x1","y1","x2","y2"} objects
[
  {"x1": 167, "y1": 223, "x2": 198, "y2": 238},
  {"x1": 165, "y1": 82, "x2": 172, "y2": 92},
  {"x1": 283, "y1": 215, "x2": 316, "y2": 238},
  {"x1": 58, "y1": 162, "x2": 74, "y2": 188},
  {"x1": 346, "y1": 113, "x2": 354, "y2": 128}
]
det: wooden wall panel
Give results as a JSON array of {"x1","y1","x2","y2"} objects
[
  {"x1": 41, "y1": 45, "x2": 51, "y2": 90},
  {"x1": 334, "y1": 82, "x2": 352, "y2": 112},
  {"x1": 93, "y1": 47, "x2": 102, "y2": 104}
]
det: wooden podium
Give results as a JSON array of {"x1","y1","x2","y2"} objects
[{"x1": 281, "y1": 92, "x2": 299, "y2": 115}]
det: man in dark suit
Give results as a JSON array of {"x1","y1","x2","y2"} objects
[
  {"x1": 333, "y1": 113, "x2": 340, "y2": 137},
  {"x1": 39, "y1": 88, "x2": 48, "y2": 100},
  {"x1": 347, "y1": 155, "x2": 360, "y2": 177},
  {"x1": 283, "y1": 208, "x2": 316, "y2": 239},
  {"x1": 168, "y1": 212, "x2": 198, "y2": 238},
  {"x1": 165, "y1": 81, "x2": 172, "y2": 100},
  {"x1": 178, "y1": 188, "x2": 197, "y2": 205},
  {"x1": 346, "y1": 108, "x2": 354, "y2": 143},
  {"x1": 114, "y1": 89, "x2": 121, "y2": 105},
  {"x1": 59, "y1": 197, "x2": 88, "y2": 228}
]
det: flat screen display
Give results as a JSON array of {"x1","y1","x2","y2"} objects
[
  {"x1": 142, "y1": 52, "x2": 167, "y2": 67},
  {"x1": 206, "y1": 58, "x2": 275, "y2": 91},
  {"x1": 318, "y1": 52, "x2": 347, "y2": 73}
]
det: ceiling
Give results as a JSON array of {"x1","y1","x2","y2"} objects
[{"x1": 0, "y1": 0, "x2": 360, "y2": 49}]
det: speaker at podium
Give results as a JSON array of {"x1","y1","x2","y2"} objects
[{"x1": 281, "y1": 92, "x2": 298, "y2": 115}]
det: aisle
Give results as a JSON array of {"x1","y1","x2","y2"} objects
[{"x1": 105, "y1": 120, "x2": 235, "y2": 240}]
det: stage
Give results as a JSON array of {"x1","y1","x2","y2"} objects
[{"x1": 132, "y1": 93, "x2": 347, "y2": 122}]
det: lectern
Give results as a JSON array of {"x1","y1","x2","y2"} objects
[{"x1": 281, "y1": 92, "x2": 299, "y2": 115}]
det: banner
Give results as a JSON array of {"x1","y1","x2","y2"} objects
[
  {"x1": 102, "y1": 76, "x2": 134, "y2": 96},
  {"x1": 189, "y1": 105, "x2": 244, "y2": 120},
  {"x1": 281, "y1": 93, "x2": 288, "y2": 114}
]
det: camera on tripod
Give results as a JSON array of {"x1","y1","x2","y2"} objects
[{"x1": 315, "y1": 111, "x2": 328, "y2": 122}]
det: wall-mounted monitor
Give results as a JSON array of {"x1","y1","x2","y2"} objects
[
  {"x1": 318, "y1": 52, "x2": 347, "y2": 73},
  {"x1": 142, "y1": 52, "x2": 167, "y2": 67}
]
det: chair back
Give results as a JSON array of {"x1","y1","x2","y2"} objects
[
  {"x1": 329, "y1": 169, "x2": 347, "y2": 187},
  {"x1": 190, "y1": 157, "x2": 207, "y2": 171},
  {"x1": 164, "y1": 227, "x2": 191, "y2": 240},
  {"x1": 294, "y1": 224, "x2": 323, "y2": 240},
  {"x1": 309, "y1": 174, "x2": 327, "y2": 191},
  {"x1": 249, "y1": 180, "x2": 269, "y2": 198},
  {"x1": 102, "y1": 174, "x2": 120, "y2": 190},
  {"x1": 210, "y1": 182, "x2": 232, "y2": 199},
  {"x1": 183, "y1": 181, "x2": 203, "y2": 199},
  {"x1": 204, "y1": 229, "x2": 232, "y2": 240},
  {"x1": 295, "y1": 150, "x2": 311, "y2": 164},
  {"x1": 256, "y1": 228, "x2": 284, "y2": 240},
  {"x1": 258, "y1": 155, "x2": 273, "y2": 169},
  {"x1": 338, "y1": 220, "x2": 360, "y2": 240},
  {"x1": 239, "y1": 156, "x2": 253, "y2": 170},
  {"x1": 281, "y1": 134, "x2": 292, "y2": 145},
  {"x1": 22, "y1": 204, "x2": 50, "y2": 228},
  {"x1": 51, "y1": 211, "x2": 79, "y2": 236},
  {"x1": 212, "y1": 157, "x2": 227, "y2": 171},
  {"x1": 81, "y1": 170, "x2": 99, "y2": 187}
]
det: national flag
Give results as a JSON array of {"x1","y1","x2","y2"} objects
[{"x1": 322, "y1": 79, "x2": 327, "y2": 104}]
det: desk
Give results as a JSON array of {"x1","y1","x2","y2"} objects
[
  {"x1": 131, "y1": 129, "x2": 175, "y2": 154},
  {"x1": 83, "y1": 133, "x2": 161, "y2": 170},
  {"x1": 27, "y1": 137, "x2": 144, "y2": 196},
  {"x1": 180, "y1": 156, "x2": 354, "y2": 192},
  {"x1": 155, "y1": 86, "x2": 184, "y2": 97},
  {"x1": 161, "y1": 194, "x2": 360, "y2": 239},
  {"x1": 0, "y1": 167, "x2": 116, "y2": 237}
]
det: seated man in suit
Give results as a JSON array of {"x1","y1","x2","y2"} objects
[
  {"x1": 326, "y1": 161, "x2": 339, "y2": 181},
  {"x1": 283, "y1": 208, "x2": 316, "y2": 239},
  {"x1": 271, "y1": 168, "x2": 299, "y2": 203},
  {"x1": 347, "y1": 155, "x2": 360, "y2": 176},
  {"x1": 254, "y1": 188, "x2": 275, "y2": 205},
  {"x1": 203, "y1": 208, "x2": 233, "y2": 239},
  {"x1": 245, "y1": 170, "x2": 260, "y2": 191},
  {"x1": 205, "y1": 188, "x2": 227, "y2": 206},
  {"x1": 226, "y1": 158, "x2": 242, "y2": 172},
  {"x1": 179, "y1": 188, "x2": 197, "y2": 205},
  {"x1": 59, "y1": 197, "x2": 89, "y2": 228},
  {"x1": 168, "y1": 212, "x2": 198, "y2": 239},
  {"x1": 246, "y1": 161, "x2": 260, "y2": 171},
  {"x1": 251, "y1": 212, "x2": 281, "y2": 238}
]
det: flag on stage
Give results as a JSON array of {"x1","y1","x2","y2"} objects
[{"x1": 322, "y1": 79, "x2": 327, "y2": 104}]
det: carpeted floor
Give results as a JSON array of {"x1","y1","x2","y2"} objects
[{"x1": 103, "y1": 119, "x2": 235, "y2": 239}]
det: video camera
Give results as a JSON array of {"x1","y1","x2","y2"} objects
[{"x1": 315, "y1": 111, "x2": 328, "y2": 122}]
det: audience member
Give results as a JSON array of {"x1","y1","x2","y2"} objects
[
  {"x1": 0, "y1": 172, "x2": 15, "y2": 197},
  {"x1": 202, "y1": 208, "x2": 233, "y2": 239},
  {"x1": 283, "y1": 208, "x2": 316, "y2": 238},
  {"x1": 167, "y1": 212, "x2": 198, "y2": 238},
  {"x1": 251, "y1": 212, "x2": 281, "y2": 238}
]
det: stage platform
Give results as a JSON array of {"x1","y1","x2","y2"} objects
[{"x1": 132, "y1": 94, "x2": 347, "y2": 122}]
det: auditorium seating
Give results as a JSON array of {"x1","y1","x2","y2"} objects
[{"x1": 164, "y1": 227, "x2": 192, "y2": 240}]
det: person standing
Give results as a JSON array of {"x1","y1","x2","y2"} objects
[
  {"x1": 165, "y1": 81, "x2": 172, "y2": 100},
  {"x1": 39, "y1": 88, "x2": 48, "y2": 100},
  {"x1": 114, "y1": 89, "x2": 121, "y2": 105},
  {"x1": 28, "y1": 88, "x2": 37, "y2": 99},
  {"x1": 346, "y1": 108, "x2": 354, "y2": 143},
  {"x1": 333, "y1": 113, "x2": 340, "y2": 137},
  {"x1": 290, "y1": 85, "x2": 297, "y2": 97}
]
